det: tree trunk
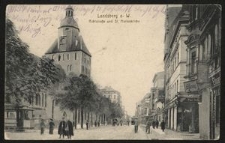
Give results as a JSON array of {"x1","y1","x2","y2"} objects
[
  {"x1": 81, "y1": 107, "x2": 83, "y2": 129},
  {"x1": 74, "y1": 108, "x2": 77, "y2": 129},
  {"x1": 52, "y1": 100, "x2": 54, "y2": 119},
  {"x1": 91, "y1": 112, "x2": 93, "y2": 127},
  {"x1": 78, "y1": 108, "x2": 80, "y2": 124}
]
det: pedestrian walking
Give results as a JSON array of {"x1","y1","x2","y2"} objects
[
  {"x1": 156, "y1": 120, "x2": 159, "y2": 129},
  {"x1": 161, "y1": 120, "x2": 165, "y2": 132},
  {"x1": 146, "y1": 120, "x2": 151, "y2": 134},
  {"x1": 134, "y1": 119, "x2": 138, "y2": 133},
  {"x1": 120, "y1": 119, "x2": 123, "y2": 126},
  {"x1": 127, "y1": 120, "x2": 130, "y2": 126},
  {"x1": 86, "y1": 120, "x2": 89, "y2": 130},
  {"x1": 40, "y1": 119, "x2": 45, "y2": 135},
  {"x1": 65, "y1": 119, "x2": 73, "y2": 139},
  {"x1": 94, "y1": 120, "x2": 97, "y2": 127},
  {"x1": 49, "y1": 118, "x2": 55, "y2": 134},
  {"x1": 152, "y1": 120, "x2": 156, "y2": 129},
  {"x1": 97, "y1": 121, "x2": 100, "y2": 127},
  {"x1": 58, "y1": 117, "x2": 66, "y2": 139}
]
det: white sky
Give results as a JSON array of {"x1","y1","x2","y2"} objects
[{"x1": 6, "y1": 5, "x2": 165, "y2": 116}]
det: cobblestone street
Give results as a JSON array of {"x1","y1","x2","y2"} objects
[{"x1": 5, "y1": 125, "x2": 200, "y2": 140}]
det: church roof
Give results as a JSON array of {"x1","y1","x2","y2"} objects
[
  {"x1": 45, "y1": 36, "x2": 92, "y2": 57},
  {"x1": 60, "y1": 17, "x2": 79, "y2": 29}
]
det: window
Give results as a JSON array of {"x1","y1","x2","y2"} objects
[
  {"x1": 42, "y1": 93, "x2": 44, "y2": 107},
  {"x1": 67, "y1": 54, "x2": 70, "y2": 60},
  {"x1": 36, "y1": 95, "x2": 38, "y2": 105},
  {"x1": 67, "y1": 65, "x2": 70, "y2": 72},
  {"x1": 63, "y1": 54, "x2": 64, "y2": 60},
  {"x1": 75, "y1": 53, "x2": 77, "y2": 60},
  {"x1": 58, "y1": 55, "x2": 61, "y2": 61},
  {"x1": 70, "y1": 65, "x2": 72, "y2": 71},
  {"x1": 191, "y1": 51, "x2": 196, "y2": 74},
  {"x1": 82, "y1": 66, "x2": 84, "y2": 73},
  {"x1": 45, "y1": 94, "x2": 47, "y2": 107},
  {"x1": 177, "y1": 80, "x2": 179, "y2": 92}
]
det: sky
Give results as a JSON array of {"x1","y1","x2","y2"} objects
[{"x1": 6, "y1": 5, "x2": 166, "y2": 116}]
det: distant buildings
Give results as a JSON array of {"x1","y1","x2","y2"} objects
[
  {"x1": 100, "y1": 86, "x2": 121, "y2": 105},
  {"x1": 151, "y1": 71, "x2": 165, "y2": 123}
]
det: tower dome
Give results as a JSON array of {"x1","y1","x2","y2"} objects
[{"x1": 59, "y1": 5, "x2": 79, "y2": 30}]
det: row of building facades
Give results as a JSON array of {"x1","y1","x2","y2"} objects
[{"x1": 135, "y1": 4, "x2": 221, "y2": 140}]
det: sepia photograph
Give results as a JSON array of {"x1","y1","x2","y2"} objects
[{"x1": 4, "y1": 4, "x2": 221, "y2": 140}]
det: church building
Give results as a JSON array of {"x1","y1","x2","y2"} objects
[{"x1": 44, "y1": 6, "x2": 92, "y2": 122}]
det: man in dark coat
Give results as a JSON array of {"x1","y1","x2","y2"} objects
[
  {"x1": 134, "y1": 119, "x2": 138, "y2": 133},
  {"x1": 98, "y1": 121, "x2": 100, "y2": 127},
  {"x1": 58, "y1": 117, "x2": 66, "y2": 139},
  {"x1": 66, "y1": 119, "x2": 74, "y2": 139},
  {"x1": 94, "y1": 120, "x2": 97, "y2": 127},
  {"x1": 161, "y1": 120, "x2": 165, "y2": 132},
  {"x1": 49, "y1": 118, "x2": 55, "y2": 134},
  {"x1": 120, "y1": 119, "x2": 123, "y2": 126},
  {"x1": 156, "y1": 120, "x2": 159, "y2": 129},
  {"x1": 127, "y1": 119, "x2": 130, "y2": 126},
  {"x1": 86, "y1": 120, "x2": 89, "y2": 130},
  {"x1": 152, "y1": 120, "x2": 156, "y2": 129},
  {"x1": 146, "y1": 120, "x2": 151, "y2": 134},
  {"x1": 40, "y1": 119, "x2": 45, "y2": 135}
]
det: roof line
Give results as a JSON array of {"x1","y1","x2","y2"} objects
[{"x1": 45, "y1": 50, "x2": 92, "y2": 57}]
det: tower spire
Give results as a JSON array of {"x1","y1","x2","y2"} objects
[{"x1": 66, "y1": 5, "x2": 74, "y2": 17}]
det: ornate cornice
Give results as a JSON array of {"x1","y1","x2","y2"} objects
[{"x1": 184, "y1": 34, "x2": 200, "y2": 46}]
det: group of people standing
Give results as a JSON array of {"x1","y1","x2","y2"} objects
[
  {"x1": 145, "y1": 119, "x2": 165, "y2": 134},
  {"x1": 85, "y1": 120, "x2": 101, "y2": 130},
  {"x1": 39, "y1": 117, "x2": 74, "y2": 139},
  {"x1": 58, "y1": 117, "x2": 74, "y2": 139}
]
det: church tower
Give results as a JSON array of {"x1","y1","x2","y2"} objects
[
  {"x1": 45, "y1": 5, "x2": 91, "y2": 77},
  {"x1": 45, "y1": 6, "x2": 92, "y2": 121}
]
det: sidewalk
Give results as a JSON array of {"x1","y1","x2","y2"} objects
[{"x1": 140, "y1": 124, "x2": 200, "y2": 140}]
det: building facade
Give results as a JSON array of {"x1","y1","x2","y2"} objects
[
  {"x1": 163, "y1": 5, "x2": 199, "y2": 132},
  {"x1": 151, "y1": 71, "x2": 165, "y2": 123},
  {"x1": 100, "y1": 86, "x2": 121, "y2": 105},
  {"x1": 184, "y1": 4, "x2": 221, "y2": 139},
  {"x1": 44, "y1": 6, "x2": 92, "y2": 123}
]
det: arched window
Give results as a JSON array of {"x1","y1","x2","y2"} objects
[
  {"x1": 63, "y1": 54, "x2": 64, "y2": 60},
  {"x1": 70, "y1": 65, "x2": 72, "y2": 71},
  {"x1": 58, "y1": 55, "x2": 61, "y2": 61},
  {"x1": 67, "y1": 65, "x2": 70, "y2": 72},
  {"x1": 42, "y1": 93, "x2": 44, "y2": 107}
]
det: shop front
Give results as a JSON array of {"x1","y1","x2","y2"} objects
[{"x1": 209, "y1": 68, "x2": 220, "y2": 139}]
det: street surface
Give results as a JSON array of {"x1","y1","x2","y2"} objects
[{"x1": 5, "y1": 125, "x2": 200, "y2": 140}]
